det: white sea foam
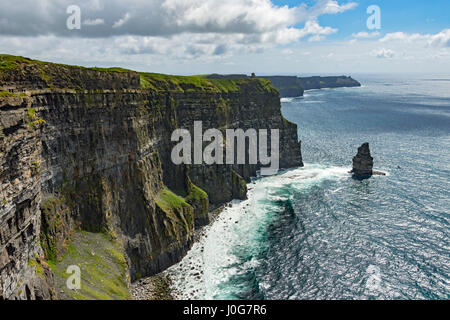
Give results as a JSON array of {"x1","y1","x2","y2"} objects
[
  {"x1": 300, "y1": 100, "x2": 325, "y2": 104},
  {"x1": 164, "y1": 164, "x2": 351, "y2": 299}
]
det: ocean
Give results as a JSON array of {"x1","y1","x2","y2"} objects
[{"x1": 165, "y1": 74, "x2": 450, "y2": 300}]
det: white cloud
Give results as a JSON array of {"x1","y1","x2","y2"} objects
[
  {"x1": 83, "y1": 18, "x2": 105, "y2": 26},
  {"x1": 299, "y1": 19, "x2": 338, "y2": 40},
  {"x1": 112, "y1": 12, "x2": 131, "y2": 28},
  {"x1": 380, "y1": 29, "x2": 450, "y2": 48},
  {"x1": 379, "y1": 32, "x2": 424, "y2": 43},
  {"x1": 0, "y1": 0, "x2": 362, "y2": 67},
  {"x1": 282, "y1": 49, "x2": 294, "y2": 55},
  {"x1": 1, "y1": 30, "x2": 449, "y2": 75},
  {"x1": 352, "y1": 31, "x2": 380, "y2": 39},
  {"x1": 428, "y1": 29, "x2": 450, "y2": 47},
  {"x1": 373, "y1": 48, "x2": 395, "y2": 59},
  {"x1": 309, "y1": 0, "x2": 357, "y2": 16},
  {"x1": 308, "y1": 35, "x2": 325, "y2": 42},
  {"x1": 0, "y1": 0, "x2": 355, "y2": 41},
  {"x1": 1, "y1": 1, "x2": 448, "y2": 74}
]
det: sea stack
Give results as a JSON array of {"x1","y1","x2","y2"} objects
[{"x1": 351, "y1": 142, "x2": 374, "y2": 179}]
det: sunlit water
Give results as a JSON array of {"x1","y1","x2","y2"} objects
[{"x1": 166, "y1": 74, "x2": 450, "y2": 300}]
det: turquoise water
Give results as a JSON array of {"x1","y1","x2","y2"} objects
[{"x1": 167, "y1": 74, "x2": 450, "y2": 300}]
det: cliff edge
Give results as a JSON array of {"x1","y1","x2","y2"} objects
[
  {"x1": 0, "y1": 55, "x2": 303, "y2": 299},
  {"x1": 205, "y1": 74, "x2": 361, "y2": 98}
]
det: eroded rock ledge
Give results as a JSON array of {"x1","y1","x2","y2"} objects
[{"x1": 0, "y1": 55, "x2": 303, "y2": 299}]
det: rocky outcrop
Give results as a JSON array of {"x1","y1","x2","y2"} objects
[
  {"x1": 351, "y1": 143, "x2": 374, "y2": 179},
  {"x1": 0, "y1": 55, "x2": 303, "y2": 299},
  {"x1": 351, "y1": 143, "x2": 386, "y2": 179}
]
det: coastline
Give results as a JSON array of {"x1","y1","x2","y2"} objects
[
  {"x1": 280, "y1": 85, "x2": 363, "y2": 102},
  {"x1": 131, "y1": 176, "x2": 268, "y2": 300},
  {"x1": 131, "y1": 164, "x2": 352, "y2": 300},
  {"x1": 131, "y1": 205, "x2": 229, "y2": 300}
]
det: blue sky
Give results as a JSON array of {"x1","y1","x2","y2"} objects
[
  {"x1": 0, "y1": 0, "x2": 449, "y2": 74},
  {"x1": 275, "y1": 0, "x2": 450, "y2": 35}
]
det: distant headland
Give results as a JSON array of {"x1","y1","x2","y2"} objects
[{"x1": 203, "y1": 74, "x2": 361, "y2": 98}]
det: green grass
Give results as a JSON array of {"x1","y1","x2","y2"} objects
[
  {"x1": 0, "y1": 54, "x2": 278, "y2": 95},
  {"x1": 139, "y1": 72, "x2": 277, "y2": 94},
  {"x1": 28, "y1": 258, "x2": 43, "y2": 275},
  {"x1": 206, "y1": 78, "x2": 240, "y2": 92},
  {"x1": 26, "y1": 107, "x2": 46, "y2": 128},
  {"x1": 90, "y1": 67, "x2": 134, "y2": 73},
  {"x1": 0, "y1": 90, "x2": 26, "y2": 97},
  {"x1": 185, "y1": 180, "x2": 209, "y2": 218},
  {"x1": 29, "y1": 119, "x2": 46, "y2": 128},
  {"x1": 157, "y1": 188, "x2": 190, "y2": 212},
  {"x1": 0, "y1": 54, "x2": 132, "y2": 73},
  {"x1": 27, "y1": 108, "x2": 36, "y2": 119},
  {"x1": 185, "y1": 182, "x2": 208, "y2": 203},
  {"x1": 139, "y1": 72, "x2": 216, "y2": 92},
  {"x1": 49, "y1": 231, "x2": 131, "y2": 300},
  {"x1": 0, "y1": 90, "x2": 14, "y2": 97},
  {"x1": 156, "y1": 187, "x2": 195, "y2": 240},
  {"x1": 0, "y1": 54, "x2": 33, "y2": 69}
]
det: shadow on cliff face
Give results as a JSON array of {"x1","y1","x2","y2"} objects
[{"x1": 1, "y1": 55, "x2": 304, "y2": 299}]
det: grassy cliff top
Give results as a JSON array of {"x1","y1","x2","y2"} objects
[
  {"x1": 0, "y1": 54, "x2": 133, "y2": 73},
  {"x1": 140, "y1": 72, "x2": 277, "y2": 94},
  {"x1": 0, "y1": 54, "x2": 140, "y2": 90},
  {"x1": 0, "y1": 54, "x2": 278, "y2": 94}
]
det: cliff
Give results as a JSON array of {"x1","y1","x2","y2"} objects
[
  {"x1": 0, "y1": 55, "x2": 303, "y2": 300},
  {"x1": 296, "y1": 76, "x2": 361, "y2": 91},
  {"x1": 205, "y1": 74, "x2": 361, "y2": 98},
  {"x1": 258, "y1": 76, "x2": 305, "y2": 98}
]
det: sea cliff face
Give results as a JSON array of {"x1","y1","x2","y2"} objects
[
  {"x1": 297, "y1": 76, "x2": 361, "y2": 91},
  {"x1": 259, "y1": 76, "x2": 305, "y2": 98},
  {"x1": 0, "y1": 55, "x2": 302, "y2": 299},
  {"x1": 205, "y1": 74, "x2": 361, "y2": 98},
  {"x1": 261, "y1": 76, "x2": 361, "y2": 97}
]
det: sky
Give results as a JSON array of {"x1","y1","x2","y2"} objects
[{"x1": 0, "y1": 0, "x2": 449, "y2": 75}]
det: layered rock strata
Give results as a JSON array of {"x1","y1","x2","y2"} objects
[{"x1": 0, "y1": 55, "x2": 303, "y2": 299}]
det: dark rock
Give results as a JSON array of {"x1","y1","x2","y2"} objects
[
  {"x1": 261, "y1": 76, "x2": 304, "y2": 98},
  {"x1": 373, "y1": 170, "x2": 386, "y2": 176},
  {"x1": 0, "y1": 55, "x2": 304, "y2": 299},
  {"x1": 296, "y1": 76, "x2": 361, "y2": 91},
  {"x1": 351, "y1": 143, "x2": 374, "y2": 179}
]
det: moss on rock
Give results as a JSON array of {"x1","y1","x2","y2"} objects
[
  {"x1": 49, "y1": 231, "x2": 131, "y2": 300},
  {"x1": 40, "y1": 196, "x2": 76, "y2": 262},
  {"x1": 156, "y1": 187, "x2": 195, "y2": 242},
  {"x1": 232, "y1": 170, "x2": 248, "y2": 200},
  {"x1": 185, "y1": 177, "x2": 209, "y2": 227}
]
